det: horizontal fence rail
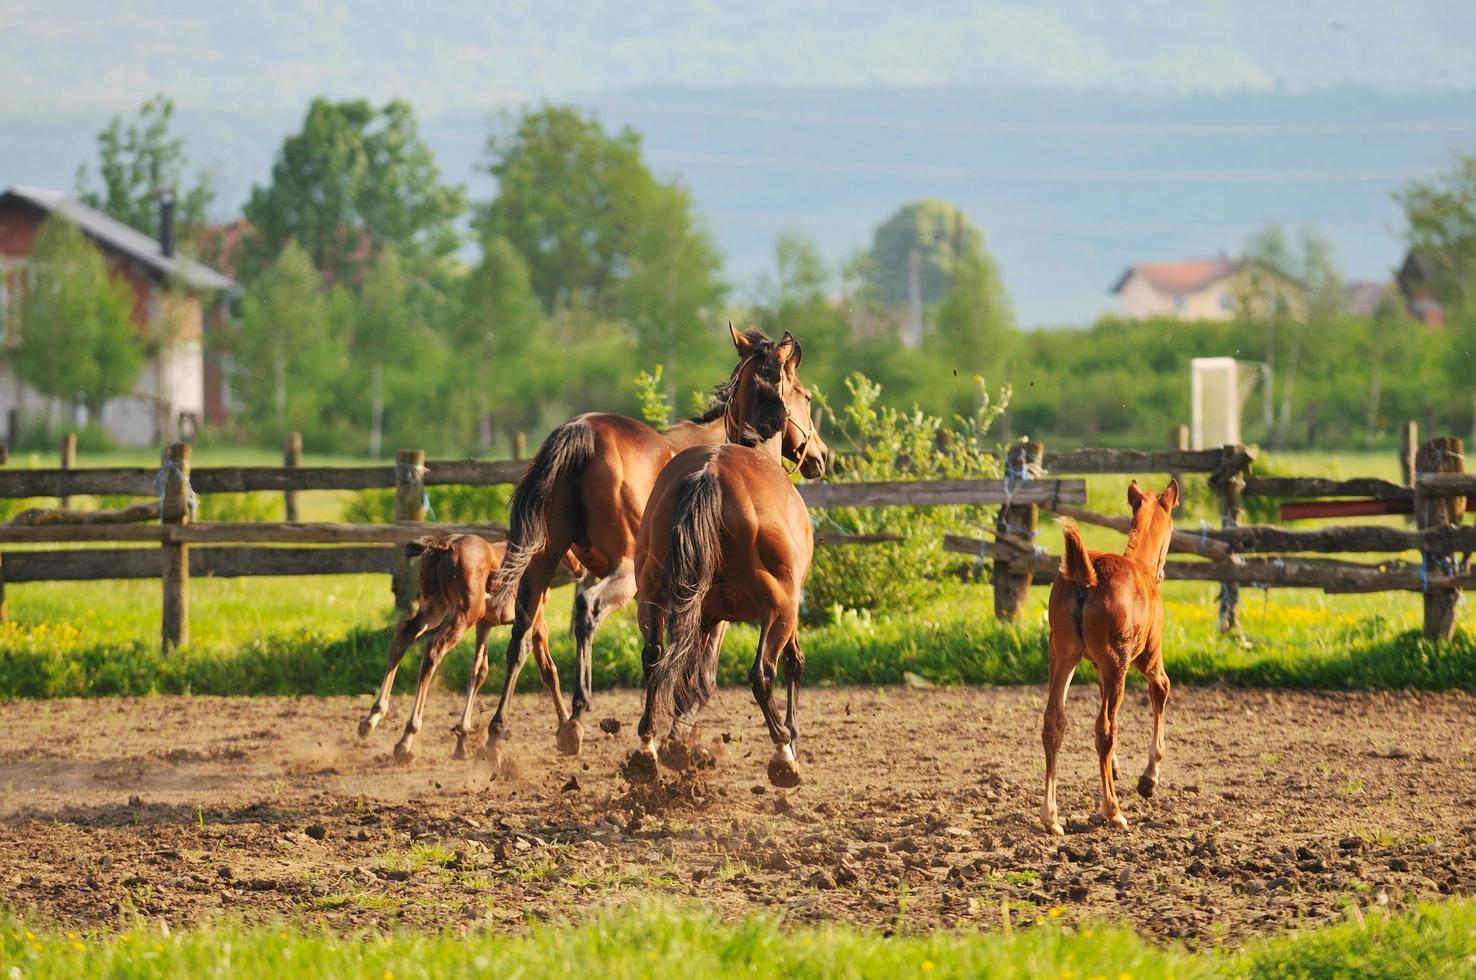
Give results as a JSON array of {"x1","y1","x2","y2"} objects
[{"x1": 798, "y1": 478, "x2": 1085, "y2": 508}]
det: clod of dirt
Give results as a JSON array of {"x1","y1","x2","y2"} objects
[
  {"x1": 216, "y1": 866, "x2": 233, "y2": 880},
  {"x1": 807, "y1": 870, "x2": 837, "y2": 890},
  {"x1": 247, "y1": 878, "x2": 277, "y2": 892},
  {"x1": 1067, "y1": 880, "x2": 1090, "y2": 902},
  {"x1": 562, "y1": 776, "x2": 581, "y2": 792},
  {"x1": 763, "y1": 851, "x2": 792, "y2": 872},
  {"x1": 751, "y1": 785, "x2": 766, "y2": 795},
  {"x1": 127, "y1": 795, "x2": 143, "y2": 808},
  {"x1": 305, "y1": 825, "x2": 327, "y2": 841},
  {"x1": 599, "y1": 718, "x2": 622, "y2": 735}
]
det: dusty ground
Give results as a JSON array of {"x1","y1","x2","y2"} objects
[{"x1": 1, "y1": 686, "x2": 1474, "y2": 944}]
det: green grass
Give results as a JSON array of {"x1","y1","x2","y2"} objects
[
  {"x1": 3, "y1": 573, "x2": 1475, "y2": 699},
  {"x1": 2, "y1": 898, "x2": 1473, "y2": 978}
]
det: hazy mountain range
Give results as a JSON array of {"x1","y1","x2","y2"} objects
[{"x1": 3, "y1": 3, "x2": 1475, "y2": 325}]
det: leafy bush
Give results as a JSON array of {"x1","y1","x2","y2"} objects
[
  {"x1": 341, "y1": 484, "x2": 512, "y2": 524},
  {"x1": 196, "y1": 492, "x2": 279, "y2": 522},
  {"x1": 803, "y1": 373, "x2": 1007, "y2": 621}
]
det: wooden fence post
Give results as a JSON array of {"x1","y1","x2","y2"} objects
[
  {"x1": 1211, "y1": 444, "x2": 1251, "y2": 633},
  {"x1": 282, "y1": 432, "x2": 302, "y2": 522},
  {"x1": 392, "y1": 448, "x2": 427, "y2": 613},
  {"x1": 993, "y1": 439, "x2": 1043, "y2": 623},
  {"x1": 1168, "y1": 424, "x2": 1188, "y2": 517},
  {"x1": 1416, "y1": 436, "x2": 1465, "y2": 642},
  {"x1": 160, "y1": 442, "x2": 191, "y2": 651},
  {"x1": 59, "y1": 431, "x2": 76, "y2": 509},
  {"x1": 0, "y1": 553, "x2": 7, "y2": 624},
  {"x1": 1400, "y1": 421, "x2": 1419, "y2": 487},
  {"x1": 513, "y1": 432, "x2": 527, "y2": 460}
]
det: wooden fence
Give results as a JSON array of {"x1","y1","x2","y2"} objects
[{"x1": 0, "y1": 432, "x2": 1086, "y2": 649}]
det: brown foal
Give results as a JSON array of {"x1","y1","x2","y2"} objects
[
  {"x1": 1041, "y1": 479, "x2": 1179, "y2": 835},
  {"x1": 357, "y1": 534, "x2": 580, "y2": 763},
  {"x1": 627, "y1": 326, "x2": 827, "y2": 788}
]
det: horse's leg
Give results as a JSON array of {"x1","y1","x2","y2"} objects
[
  {"x1": 750, "y1": 601, "x2": 801, "y2": 788},
  {"x1": 393, "y1": 615, "x2": 470, "y2": 764},
  {"x1": 485, "y1": 555, "x2": 561, "y2": 747},
  {"x1": 527, "y1": 609, "x2": 575, "y2": 749},
  {"x1": 1094, "y1": 658, "x2": 1130, "y2": 829},
  {"x1": 780, "y1": 629, "x2": 804, "y2": 754},
  {"x1": 359, "y1": 604, "x2": 440, "y2": 738},
  {"x1": 658, "y1": 621, "x2": 727, "y2": 771},
  {"x1": 1134, "y1": 644, "x2": 1171, "y2": 799},
  {"x1": 568, "y1": 561, "x2": 636, "y2": 743},
  {"x1": 1040, "y1": 632, "x2": 1081, "y2": 835},
  {"x1": 627, "y1": 599, "x2": 665, "y2": 784},
  {"x1": 451, "y1": 620, "x2": 494, "y2": 760}
]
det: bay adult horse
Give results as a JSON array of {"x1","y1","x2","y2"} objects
[
  {"x1": 626, "y1": 326, "x2": 823, "y2": 788},
  {"x1": 482, "y1": 327, "x2": 828, "y2": 757}
]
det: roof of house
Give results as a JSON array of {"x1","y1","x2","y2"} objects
[
  {"x1": 1, "y1": 185, "x2": 238, "y2": 294},
  {"x1": 1343, "y1": 279, "x2": 1393, "y2": 317},
  {"x1": 1109, "y1": 256, "x2": 1237, "y2": 295}
]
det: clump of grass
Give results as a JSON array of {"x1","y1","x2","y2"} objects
[{"x1": 2, "y1": 898, "x2": 1474, "y2": 978}]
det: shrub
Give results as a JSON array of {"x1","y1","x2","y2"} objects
[{"x1": 803, "y1": 373, "x2": 1007, "y2": 621}]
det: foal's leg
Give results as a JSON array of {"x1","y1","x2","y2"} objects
[
  {"x1": 359, "y1": 603, "x2": 441, "y2": 738},
  {"x1": 627, "y1": 599, "x2": 666, "y2": 784},
  {"x1": 393, "y1": 616, "x2": 471, "y2": 763},
  {"x1": 1134, "y1": 647, "x2": 1171, "y2": 799},
  {"x1": 750, "y1": 600, "x2": 802, "y2": 788},
  {"x1": 485, "y1": 554, "x2": 562, "y2": 746},
  {"x1": 528, "y1": 610, "x2": 573, "y2": 740},
  {"x1": 1040, "y1": 634, "x2": 1081, "y2": 835},
  {"x1": 1094, "y1": 659, "x2": 1129, "y2": 829},
  {"x1": 451, "y1": 620, "x2": 495, "y2": 760}
]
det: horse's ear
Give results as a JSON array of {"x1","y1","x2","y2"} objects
[
  {"x1": 1160, "y1": 479, "x2": 1180, "y2": 511},
  {"x1": 1127, "y1": 479, "x2": 1145, "y2": 511},
  {"x1": 729, "y1": 321, "x2": 753, "y2": 357},
  {"x1": 776, "y1": 330, "x2": 801, "y2": 368}
]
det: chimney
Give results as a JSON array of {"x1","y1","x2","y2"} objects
[{"x1": 158, "y1": 189, "x2": 177, "y2": 258}]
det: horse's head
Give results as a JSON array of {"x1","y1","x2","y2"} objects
[
  {"x1": 1126, "y1": 478, "x2": 1180, "y2": 581},
  {"x1": 726, "y1": 324, "x2": 828, "y2": 477}
]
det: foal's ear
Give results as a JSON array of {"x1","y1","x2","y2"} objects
[
  {"x1": 1127, "y1": 479, "x2": 1145, "y2": 511},
  {"x1": 1160, "y1": 479, "x2": 1180, "y2": 511}
]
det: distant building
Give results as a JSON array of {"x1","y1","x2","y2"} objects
[
  {"x1": 0, "y1": 186, "x2": 238, "y2": 446},
  {"x1": 1342, "y1": 279, "x2": 1398, "y2": 317},
  {"x1": 1110, "y1": 255, "x2": 1298, "y2": 321}
]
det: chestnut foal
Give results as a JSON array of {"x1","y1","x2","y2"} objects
[
  {"x1": 358, "y1": 534, "x2": 580, "y2": 763},
  {"x1": 1041, "y1": 479, "x2": 1178, "y2": 835}
]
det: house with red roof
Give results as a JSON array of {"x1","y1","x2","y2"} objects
[{"x1": 1110, "y1": 254, "x2": 1267, "y2": 320}]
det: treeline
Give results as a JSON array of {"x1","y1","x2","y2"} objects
[{"x1": 31, "y1": 94, "x2": 1476, "y2": 454}]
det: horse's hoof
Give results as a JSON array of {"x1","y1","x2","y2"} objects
[
  {"x1": 393, "y1": 742, "x2": 414, "y2": 765},
  {"x1": 767, "y1": 754, "x2": 803, "y2": 788},
  {"x1": 1044, "y1": 820, "x2": 1065, "y2": 836},
  {"x1": 1137, "y1": 775, "x2": 1157, "y2": 799},
  {"x1": 624, "y1": 750, "x2": 659, "y2": 785},
  {"x1": 556, "y1": 719, "x2": 584, "y2": 757},
  {"x1": 451, "y1": 740, "x2": 468, "y2": 761},
  {"x1": 657, "y1": 738, "x2": 689, "y2": 771},
  {"x1": 1106, "y1": 812, "x2": 1129, "y2": 831},
  {"x1": 357, "y1": 718, "x2": 375, "y2": 739}
]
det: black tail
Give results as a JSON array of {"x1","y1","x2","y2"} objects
[
  {"x1": 650, "y1": 464, "x2": 723, "y2": 731},
  {"x1": 490, "y1": 420, "x2": 596, "y2": 609}
]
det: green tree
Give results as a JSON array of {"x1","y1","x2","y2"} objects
[
  {"x1": 232, "y1": 241, "x2": 337, "y2": 436},
  {"x1": 1396, "y1": 146, "x2": 1476, "y2": 307},
  {"x1": 454, "y1": 236, "x2": 543, "y2": 451},
  {"x1": 930, "y1": 233, "x2": 1015, "y2": 389},
  {"x1": 862, "y1": 199, "x2": 984, "y2": 310},
  {"x1": 243, "y1": 99, "x2": 466, "y2": 284},
  {"x1": 353, "y1": 248, "x2": 431, "y2": 457},
  {"x1": 750, "y1": 229, "x2": 851, "y2": 401},
  {"x1": 478, "y1": 105, "x2": 726, "y2": 391},
  {"x1": 74, "y1": 94, "x2": 216, "y2": 246},
  {"x1": 14, "y1": 217, "x2": 141, "y2": 426}
]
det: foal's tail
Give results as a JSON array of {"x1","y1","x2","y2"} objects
[
  {"x1": 1057, "y1": 518, "x2": 1098, "y2": 589},
  {"x1": 491, "y1": 419, "x2": 596, "y2": 610},
  {"x1": 650, "y1": 465, "x2": 723, "y2": 728}
]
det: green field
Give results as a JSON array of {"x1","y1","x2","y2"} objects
[{"x1": 3, "y1": 898, "x2": 1473, "y2": 978}]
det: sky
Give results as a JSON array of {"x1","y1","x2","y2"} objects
[{"x1": 3, "y1": 1, "x2": 1475, "y2": 325}]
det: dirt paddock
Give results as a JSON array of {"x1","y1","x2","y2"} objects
[{"x1": 2, "y1": 686, "x2": 1474, "y2": 944}]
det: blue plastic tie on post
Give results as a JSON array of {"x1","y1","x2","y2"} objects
[
  {"x1": 1199, "y1": 519, "x2": 1210, "y2": 555},
  {"x1": 155, "y1": 461, "x2": 198, "y2": 520}
]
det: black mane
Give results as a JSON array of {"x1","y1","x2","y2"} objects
[{"x1": 690, "y1": 327, "x2": 791, "y2": 424}]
